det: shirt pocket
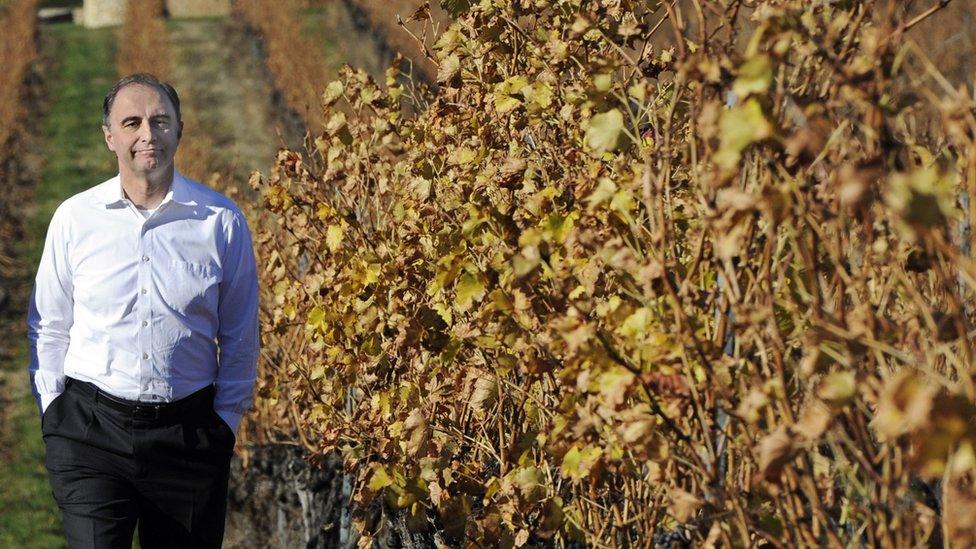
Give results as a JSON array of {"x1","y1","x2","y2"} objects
[{"x1": 159, "y1": 260, "x2": 222, "y2": 319}]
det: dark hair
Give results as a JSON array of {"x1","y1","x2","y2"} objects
[{"x1": 102, "y1": 73, "x2": 182, "y2": 128}]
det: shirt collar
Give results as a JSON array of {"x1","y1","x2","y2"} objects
[{"x1": 92, "y1": 171, "x2": 197, "y2": 208}]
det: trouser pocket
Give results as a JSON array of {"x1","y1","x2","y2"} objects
[{"x1": 41, "y1": 386, "x2": 72, "y2": 435}]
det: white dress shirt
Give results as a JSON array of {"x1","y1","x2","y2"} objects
[{"x1": 27, "y1": 171, "x2": 259, "y2": 434}]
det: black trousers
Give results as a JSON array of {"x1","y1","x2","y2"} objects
[{"x1": 42, "y1": 377, "x2": 235, "y2": 549}]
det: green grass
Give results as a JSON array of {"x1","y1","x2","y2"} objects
[{"x1": 0, "y1": 22, "x2": 117, "y2": 548}]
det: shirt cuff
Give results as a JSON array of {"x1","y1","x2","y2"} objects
[
  {"x1": 39, "y1": 392, "x2": 61, "y2": 415},
  {"x1": 216, "y1": 409, "x2": 242, "y2": 438}
]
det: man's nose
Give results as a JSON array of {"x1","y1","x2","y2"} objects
[{"x1": 138, "y1": 120, "x2": 155, "y2": 142}]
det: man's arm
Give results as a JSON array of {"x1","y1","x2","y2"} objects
[
  {"x1": 214, "y1": 209, "x2": 260, "y2": 436},
  {"x1": 27, "y1": 203, "x2": 74, "y2": 416}
]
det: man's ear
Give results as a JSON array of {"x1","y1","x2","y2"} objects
[
  {"x1": 102, "y1": 124, "x2": 116, "y2": 152},
  {"x1": 178, "y1": 120, "x2": 184, "y2": 140}
]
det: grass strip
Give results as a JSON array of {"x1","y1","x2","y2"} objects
[{"x1": 0, "y1": 22, "x2": 117, "y2": 548}]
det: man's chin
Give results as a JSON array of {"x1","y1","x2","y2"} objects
[{"x1": 125, "y1": 162, "x2": 174, "y2": 179}]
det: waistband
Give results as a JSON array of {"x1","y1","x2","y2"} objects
[{"x1": 65, "y1": 377, "x2": 215, "y2": 421}]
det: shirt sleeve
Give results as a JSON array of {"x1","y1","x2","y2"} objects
[
  {"x1": 214, "y1": 209, "x2": 260, "y2": 436},
  {"x1": 27, "y1": 203, "x2": 74, "y2": 416}
]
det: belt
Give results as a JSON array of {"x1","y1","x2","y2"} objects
[{"x1": 66, "y1": 377, "x2": 215, "y2": 421}]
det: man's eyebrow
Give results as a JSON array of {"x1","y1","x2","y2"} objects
[{"x1": 118, "y1": 113, "x2": 171, "y2": 125}]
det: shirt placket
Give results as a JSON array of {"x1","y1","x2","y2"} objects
[{"x1": 138, "y1": 214, "x2": 154, "y2": 396}]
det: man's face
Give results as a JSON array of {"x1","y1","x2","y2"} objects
[{"x1": 102, "y1": 84, "x2": 182, "y2": 179}]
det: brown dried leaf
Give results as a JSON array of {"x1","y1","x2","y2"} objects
[
  {"x1": 794, "y1": 400, "x2": 832, "y2": 441},
  {"x1": 871, "y1": 370, "x2": 938, "y2": 441},
  {"x1": 668, "y1": 488, "x2": 703, "y2": 522},
  {"x1": 404, "y1": 408, "x2": 431, "y2": 457},
  {"x1": 756, "y1": 425, "x2": 797, "y2": 482},
  {"x1": 817, "y1": 371, "x2": 856, "y2": 408},
  {"x1": 469, "y1": 374, "x2": 497, "y2": 413}
]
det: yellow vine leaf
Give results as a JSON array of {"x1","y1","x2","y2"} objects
[
  {"x1": 733, "y1": 54, "x2": 773, "y2": 98},
  {"x1": 306, "y1": 306, "x2": 327, "y2": 332},
  {"x1": 326, "y1": 222, "x2": 345, "y2": 252},
  {"x1": 595, "y1": 367, "x2": 635, "y2": 407},
  {"x1": 321, "y1": 80, "x2": 344, "y2": 107},
  {"x1": 437, "y1": 53, "x2": 461, "y2": 84},
  {"x1": 455, "y1": 272, "x2": 486, "y2": 311},
  {"x1": 560, "y1": 445, "x2": 602, "y2": 481},
  {"x1": 715, "y1": 98, "x2": 773, "y2": 170},
  {"x1": 369, "y1": 465, "x2": 394, "y2": 491},
  {"x1": 586, "y1": 108, "x2": 624, "y2": 154},
  {"x1": 618, "y1": 307, "x2": 652, "y2": 339}
]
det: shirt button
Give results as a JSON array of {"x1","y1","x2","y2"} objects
[
  {"x1": 142, "y1": 255, "x2": 150, "y2": 262},
  {"x1": 142, "y1": 353, "x2": 148, "y2": 359},
  {"x1": 141, "y1": 288, "x2": 148, "y2": 294},
  {"x1": 141, "y1": 320, "x2": 148, "y2": 327}
]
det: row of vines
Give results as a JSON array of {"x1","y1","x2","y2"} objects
[
  {"x1": 240, "y1": 0, "x2": 976, "y2": 545},
  {"x1": 344, "y1": 0, "x2": 442, "y2": 82},
  {"x1": 0, "y1": 0, "x2": 38, "y2": 309},
  {"x1": 235, "y1": 0, "x2": 336, "y2": 130},
  {"x1": 232, "y1": 0, "x2": 336, "y2": 452}
]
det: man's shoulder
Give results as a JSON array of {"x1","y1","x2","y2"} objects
[
  {"x1": 76, "y1": 175, "x2": 119, "y2": 199},
  {"x1": 178, "y1": 174, "x2": 245, "y2": 219},
  {"x1": 51, "y1": 176, "x2": 120, "y2": 221}
]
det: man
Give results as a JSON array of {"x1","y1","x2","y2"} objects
[{"x1": 27, "y1": 73, "x2": 259, "y2": 548}]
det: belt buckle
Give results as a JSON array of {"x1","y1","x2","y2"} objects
[{"x1": 133, "y1": 404, "x2": 162, "y2": 420}]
